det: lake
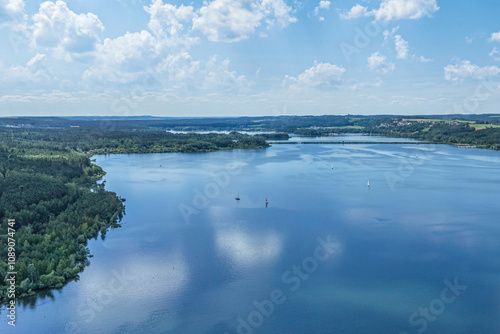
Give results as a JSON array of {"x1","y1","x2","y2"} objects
[{"x1": 2, "y1": 138, "x2": 500, "y2": 333}]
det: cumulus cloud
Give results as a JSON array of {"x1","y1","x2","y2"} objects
[
  {"x1": 317, "y1": 0, "x2": 330, "y2": 10},
  {"x1": 202, "y1": 56, "x2": 248, "y2": 90},
  {"x1": 3, "y1": 0, "x2": 294, "y2": 92},
  {"x1": 340, "y1": 4, "x2": 369, "y2": 19},
  {"x1": 83, "y1": 30, "x2": 159, "y2": 83},
  {"x1": 373, "y1": 0, "x2": 439, "y2": 20},
  {"x1": 32, "y1": 1, "x2": 104, "y2": 60},
  {"x1": 385, "y1": 28, "x2": 429, "y2": 62},
  {"x1": 192, "y1": 0, "x2": 296, "y2": 42},
  {"x1": 3, "y1": 53, "x2": 54, "y2": 84},
  {"x1": 342, "y1": 0, "x2": 439, "y2": 21},
  {"x1": 444, "y1": 60, "x2": 500, "y2": 82},
  {"x1": 144, "y1": 0, "x2": 198, "y2": 49},
  {"x1": 394, "y1": 34, "x2": 409, "y2": 59},
  {"x1": 156, "y1": 53, "x2": 248, "y2": 91},
  {"x1": 84, "y1": 1, "x2": 199, "y2": 83},
  {"x1": 314, "y1": 0, "x2": 331, "y2": 21},
  {"x1": 283, "y1": 62, "x2": 346, "y2": 90},
  {"x1": 489, "y1": 48, "x2": 500, "y2": 62},
  {"x1": 491, "y1": 31, "x2": 500, "y2": 42},
  {"x1": 0, "y1": 0, "x2": 26, "y2": 28},
  {"x1": 156, "y1": 52, "x2": 199, "y2": 84},
  {"x1": 368, "y1": 52, "x2": 395, "y2": 73},
  {"x1": 419, "y1": 56, "x2": 432, "y2": 63},
  {"x1": 82, "y1": 1, "x2": 250, "y2": 93}
]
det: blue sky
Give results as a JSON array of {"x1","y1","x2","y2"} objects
[{"x1": 0, "y1": 0, "x2": 499, "y2": 117}]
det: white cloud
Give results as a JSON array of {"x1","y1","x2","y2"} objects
[
  {"x1": 202, "y1": 56, "x2": 248, "y2": 91},
  {"x1": 419, "y1": 56, "x2": 432, "y2": 63},
  {"x1": 394, "y1": 34, "x2": 409, "y2": 59},
  {"x1": 340, "y1": 4, "x2": 369, "y2": 19},
  {"x1": 82, "y1": 1, "x2": 250, "y2": 93},
  {"x1": 385, "y1": 28, "x2": 429, "y2": 62},
  {"x1": 444, "y1": 60, "x2": 500, "y2": 82},
  {"x1": 156, "y1": 53, "x2": 248, "y2": 91},
  {"x1": 83, "y1": 30, "x2": 158, "y2": 83},
  {"x1": 491, "y1": 31, "x2": 500, "y2": 42},
  {"x1": 314, "y1": 0, "x2": 331, "y2": 20},
  {"x1": 144, "y1": 0, "x2": 198, "y2": 49},
  {"x1": 283, "y1": 62, "x2": 346, "y2": 90},
  {"x1": 192, "y1": 0, "x2": 296, "y2": 42},
  {"x1": 84, "y1": 1, "x2": 201, "y2": 84},
  {"x1": 32, "y1": 1, "x2": 104, "y2": 60},
  {"x1": 368, "y1": 52, "x2": 395, "y2": 73},
  {"x1": 342, "y1": 0, "x2": 439, "y2": 21},
  {"x1": 156, "y1": 52, "x2": 200, "y2": 85},
  {"x1": 373, "y1": 0, "x2": 439, "y2": 21},
  {"x1": 318, "y1": 0, "x2": 330, "y2": 10},
  {"x1": 490, "y1": 48, "x2": 500, "y2": 61},
  {"x1": 0, "y1": 0, "x2": 26, "y2": 28},
  {"x1": 383, "y1": 26, "x2": 399, "y2": 42},
  {"x1": 348, "y1": 79, "x2": 383, "y2": 91},
  {"x1": 3, "y1": 53, "x2": 54, "y2": 84}
]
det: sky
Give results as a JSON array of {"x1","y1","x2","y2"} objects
[{"x1": 0, "y1": 0, "x2": 500, "y2": 117}]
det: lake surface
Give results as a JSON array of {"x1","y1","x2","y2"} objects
[{"x1": 2, "y1": 138, "x2": 500, "y2": 333}]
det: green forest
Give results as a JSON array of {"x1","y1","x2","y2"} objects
[
  {"x1": 0, "y1": 127, "x2": 268, "y2": 304},
  {"x1": 375, "y1": 122, "x2": 500, "y2": 150}
]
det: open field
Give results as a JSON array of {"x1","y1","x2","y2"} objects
[
  {"x1": 403, "y1": 118, "x2": 474, "y2": 123},
  {"x1": 470, "y1": 124, "x2": 500, "y2": 130}
]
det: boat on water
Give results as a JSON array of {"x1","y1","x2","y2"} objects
[
  {"x1": 235, "y1": 193, "x2": 240, "y2": 201},
  {"x1": 367, "y1": 180, "x2": 370, "y2": 188}
]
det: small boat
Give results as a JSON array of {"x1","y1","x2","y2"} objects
[
  {"x1": 367, "y1": 180, "x2": 370, "y2": 188},
  {"x1": 235, "y1": 193, "x2": 240, "y2": 201},
  {"x1": 331, "y1": 164, "x2": 334, "y2": 169}
]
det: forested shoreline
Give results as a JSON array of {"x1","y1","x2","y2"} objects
[
  {"x1": 0, "y1": 128, "x2": 269, "y2": 304},
  {"x1": 1, "y1": 114, "x2": 499, "y2": 304}
]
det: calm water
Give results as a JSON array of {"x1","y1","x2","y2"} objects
[{"x1": 2, "y1": 139, "x2": 500, "y2": 333}]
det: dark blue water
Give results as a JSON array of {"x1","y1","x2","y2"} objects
[{"x1": 2, "y1": 140, "x2": 500, "y2": 333}]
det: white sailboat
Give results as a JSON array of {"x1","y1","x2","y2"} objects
[{"x1": 367, "y1": 180, "x2": 370, "y2": 188}]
